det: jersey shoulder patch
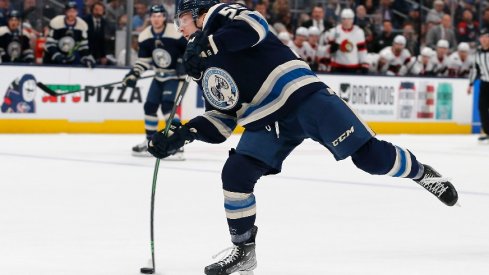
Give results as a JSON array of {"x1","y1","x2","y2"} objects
[
  {"x1": 138, "y1": 26, "x2": 153, "y2": 43},
  {"x1": 0, "y1": 26, "x2": 9, "y2": 36},
  {"x1": 49, "y1": 15, "x2": 66, "y2": 29}
]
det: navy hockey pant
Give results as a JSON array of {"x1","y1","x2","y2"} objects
[{"x1": 221, "y1": 89, "x2": 423, "y2": 244}]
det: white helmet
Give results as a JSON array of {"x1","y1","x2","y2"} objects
[
  {"x1": 393, "y1": 35, "x2": 406, "y2": 46},
  {"x1": 436, "y1": 39, "x2": 449, "y2": 49},
  {"x1": 295, "y1": 27, "x2": 309, "y2": 37},
  {"x1": 457, "y1": 42, "x2": 470, "y2": 52},
  {"x1": 308, "y1": 26, "x2": 320, "y2": 36},
  {"x1": 341, "y1": 8, "x2": 355, "y2": 19}
]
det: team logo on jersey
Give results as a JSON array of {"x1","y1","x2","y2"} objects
[
  {"x1": 340, "y1": 39, "x2": 354, "y2": 53},
  {"x1": 59, "y1": 36, "x2": 76, "y2": 53},
  {"x1": 7, "y1": 41, "x2": 22, "y2": 59},
  {"x1": 202, "y1": 68, "x2": 239, "y2": 110},
  {"x1": 152, "y1": 48, "x2": 172, "y2": 68}
]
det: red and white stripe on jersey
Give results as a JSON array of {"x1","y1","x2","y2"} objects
[
  {"x1": 447, "y1": 52, "x2": 474, "y2": 77},
  {"x1": 378, "y1": 46, "x2": 412, "y2": 76}
]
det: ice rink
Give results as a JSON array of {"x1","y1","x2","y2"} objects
[{"x1": 1, "y1": 134, "x2": 488, "y2": 275}]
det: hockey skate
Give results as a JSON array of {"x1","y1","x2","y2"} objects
[
  {"x1": 132, "y1": 140, "x2": 152, "y2": 157},
  {"x1": 478, "y1": 134, "x2": 488, "y2": 143},
  {"x1": 414, "y1": 164, "x2": 458, "y2": 206},
  {"x1": 204, "y1": 226, "x2": 258, "y2": 275}
]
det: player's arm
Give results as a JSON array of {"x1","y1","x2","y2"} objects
[
  {"x1": 356, "y1": 29, "x2": 368, "y2": 72},
  {"x1": 44, "y1": 23, "x2": 61, "y2": 59},
  {"x1": 122, "y1": 35, "x2": 152, "y2": 87},
  {"x1": 147, "y1": 110, "x2": 237, "y2": 159},
  {"x1": 205, "y1": 4, "x2": 269, "y2": 53},
  {"x1": 21, "y1": 37, "x2": 34, "y2": 63}
]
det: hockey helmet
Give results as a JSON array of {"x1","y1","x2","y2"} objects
[
  {"x1": 149, "y1": 4, "x2": 166, "y2": 15},
  {"x1": 65, "y1": 1, "x2": 78, "y2": 11},
  {"x1": 176, "y1": 0, "x2": 220, "y2": 21},
  {"x1": 7, "y1": 10, "x2": 21, "y2": 20}
]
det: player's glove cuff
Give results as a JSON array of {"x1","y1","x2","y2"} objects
[{"x1": 148, "y1": 122, "x2": 197, "y2": 159}]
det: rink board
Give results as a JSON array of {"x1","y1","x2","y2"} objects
[{"x1": 0, "y1": 65, "x2": 473, "y2": 134}]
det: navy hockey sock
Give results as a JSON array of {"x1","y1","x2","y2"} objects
[
  {"x1": 351, "y1": 138, "x2": 423, "y2": 179},
  {"x1": 222, "y1": 151, "x2": 270, "y2": 244}
]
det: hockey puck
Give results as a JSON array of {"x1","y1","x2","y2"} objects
[{"x1": 140, "y1": 267, "x2": 155, "y2": 274}]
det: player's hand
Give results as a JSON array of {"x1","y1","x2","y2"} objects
[
  {"x1": 329, "y1": 42, "x2": 339, "y2": 53},
  {"x1": 360, "y1": 63, "x2": 369, "y2": 74},
  {"x1": 148, "y1": 122, "x2": 197, "y2": 159},
  {"x1": 176, "y1": 58, "x2": 187, "y2": 77},
  {"x1": 467, "y1": 85, "x2": 472, "y2": 95},
  {"x1": 122, "y1": 69, "x2": 140, "y2": 88},
  {"x1": 183, "y1": 31, "x2": 213, "y2": 79},
  {"x1": 52, "y1": 53, "x2": 68, "y2": 64},
  {"x1": 81, "y1": 55, "x2": 96, "y2": 68}
]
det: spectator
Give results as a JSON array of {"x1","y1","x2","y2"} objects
[
  {"x1": 371, "y1": 20, "x2": 395, "y2": 53},
  {"x1": 375, "y1": 0, "x2": 401, "y2": 28},
  {"x1": 447, "y1": 42, "x2": 473, "y2": 78},
  {"x1": 407, "y1": 3, "x2": 421, "y2": 34},
  {"x1": 482, "y1": 8, "x2": 489, "y2": 30},
  {"x1": 305, "y1": 26, "x2": 320, "y2": 70},
  {"x1": 43, "y1": 1, "x2": 95, "y2": 67},
  {"x1": 426, "y1": 0, "x2": 445, "y2": 24},
  {"x1": 255, "y1": 0, "x2": 272, "y2": 24},
  {"x1": 402, "y1": 22, "x2": 418, "y2": 55},
  {"x1": 302, "y1": 4, "x2": 331, "y2": 34},
  {"x1": 162, "y1": 0, "x2": 175, "y2": 22},
  {"x1": 117, "y1": 14, "x2": 128, "y2": 31},
  {"x1": 426, "y1": 14, "x2": 457, "y2": 52},
  {"x1": 117, "y1": 34, "x2": 138, "y2": 66},
  {"x1": 377, "y1": 35, "x2": 412, "y2": 76},
  {"x1": 355, "y1": 5, "x2": 374, "y2": 48},
  {"x1": 454, "y1": 0, "x2": 477, "y2": 27},
  {"x1": 132, "y1": 1, "x2": 148, "y2": 32},
  {"x1": 327, "y1": 8, "x2": 368, "y2": 74},
  {"x1": 324, "y1": 0, "x2": 341, "y2": 27},
  {"x1": 84, "y1": 1, "x2": 107, "y2": 65},
  {"x1": 83, "y1": 0, "x2": 96, "y2": 17},
  {"x1": 21, "y1": 0, "x2": 43, "y2": 33},
  {"x1": 430, "y1": 39, "x2": 450, "y2": 76},
  {"x1": 456, "y1": 9, "x2": 478, "y2": 47},
  {"x1": 106, "y1": 0, "x2": 124, "y2": 28},
  {"x1": 0, "y1": 0, "x2": 10, "y2": 26},
  {"x1": 0, "y1": 10, "x2": 34, "y2": 63},
  {"x1": 363, "y1": 0, "x2": 377, "y2": 15}
]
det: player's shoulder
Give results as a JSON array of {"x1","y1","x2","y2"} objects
[
  {"x1": 0, "y1": 26, "x2": 9, "y2": 36},
  {"x1": 402, "y1": 48, "x2": 411, "y2": 57},
  {"x1": 352, "y1": 25, "x2": 364, "y2": 34},
  {"x1": 138, "y1": 26, "x2": 153, "y2": 43},
  {"x1": 49, "y1": 15, "x2": 66, "y2": 29},
  {"x1": 74, "y1": 17, "x2": 89, "y2": 31},
  {"x1": 379, "y1": 46, "x2": 392, "y2": 57},
  {"x1": 448, "y1": 52, "x2": 459, "y2": 60},
  {"x1": 163, "y1": 23, "x2": 182, "y2": 40}
]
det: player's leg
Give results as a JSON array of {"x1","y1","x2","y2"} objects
[
  {"x1": 478, "y1": 81, "x2": 489, "y2": 141},
  {"x1": 132, "y1": 79, "x2": 163, "y2": 156},
  {"x1": 296, "y1": 88, "x2": 458, "y2": 206},
  {"x1": 205, "y1": 127, "x2": 304, "y2": 275}
]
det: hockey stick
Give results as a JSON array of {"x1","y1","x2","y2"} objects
[
  {"x1": 36, "y1": 74, "x2": 156, "y2": 96},
  {"x1": 140, "y1": 76, "x2": 191, "y2": 275}
]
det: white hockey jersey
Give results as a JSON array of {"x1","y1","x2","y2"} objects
[
  {"x1": 378, "y1": 46, "x2": 412, "y2": 76},
  {"x1": 430, "y1": 55, "x2": 450, "y2": 76},
  {"x1": 447, "y1": 52, "x2": 473, "y2": 77},
  {"x1": 326, "y1": 25, "x2": 367, "y2": 69},
  {"x1": 407, "y1": 55, "x2": 436, "y2": 76},
  {"x1": 288, "y1": 40, "x2": 311, "y2": 61}
]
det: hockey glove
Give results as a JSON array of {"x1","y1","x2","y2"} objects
[
  {"x1": 148, "y1": 122, "x2": 197, "y2": 159},
  {"x1": 176, "y1": 58, "x2": 187, "y2": 77},
  {"x1": 52, "y1": 53, "x2": 68, "y2": 64},
  {"x1": 329, "y1": 42, "x2": 339, "y2": 53},
  {"x1": 183, "y1": 31, "x2": 214, "y2": 80},
  {"x1": 122, "y1": 69, "x2": 140, "y2": 88},
  {"x1": 81, "y1": 55, "x2": 96, "y2": 68}
]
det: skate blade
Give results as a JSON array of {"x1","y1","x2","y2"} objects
[{"x1": 239, "y1": 271, "x2": 254, "y2": 275}]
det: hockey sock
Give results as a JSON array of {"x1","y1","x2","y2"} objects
[{"x1": 351, "y1": 137, "x2": 423, "y2": 179}]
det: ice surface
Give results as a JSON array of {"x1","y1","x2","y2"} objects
[{"x1": 0, "y1": 134, "x2": 488, "y2": 275}]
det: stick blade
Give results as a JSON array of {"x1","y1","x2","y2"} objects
[
  {"x1": 140, "y1": 267, "x2": 155, "y2": 274},
  {"x1": 36, "y1": 82, "x2": 58, "y2": 96}
]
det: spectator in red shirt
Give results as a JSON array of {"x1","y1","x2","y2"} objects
[{"x1": 457, "y1": 9, "x2": 478, "y2": 47}]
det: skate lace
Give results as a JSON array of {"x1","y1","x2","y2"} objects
[
  {"x1": 418, "y1": 177, "x2": 450, "y2": 198},
  {"x1": 212, "y1": 246, "x2": 241, "y2": 267}
]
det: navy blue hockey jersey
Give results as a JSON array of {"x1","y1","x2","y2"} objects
[
  {"x1": 134, "y1": 23, "x2": 187, "y2": 82},
  {"x1": 186, "y1": 3, "x2": 327, "y2": 143}
]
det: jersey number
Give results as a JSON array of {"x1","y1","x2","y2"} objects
[{"x1": 218, "y1": 4, "x2": 246, "y2": 19}]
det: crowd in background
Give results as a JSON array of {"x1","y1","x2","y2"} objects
[{"x1": 0, "y1": 0, "x2": 487, "y2": 76}]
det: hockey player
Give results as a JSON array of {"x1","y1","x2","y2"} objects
[
  {"x1": 304, "y1": 26, "x2": 320, "y2": 70},
  {"x1": 0, "y1": 10, "x2": 34, "y2": 63},
  {"x1": 377, "y1": 35, "x2": 412, "y2": 76},
  {"x1": 327, "y1": 8, "x2": 368, "y2": 74},
  {"x1": 122, "y1": 4, "x2": 187, "y2": 158},
  {"x1": 288, "y1": 26, "x2": 310, "y2": 61},
  {"x1": 43, "y1": 1, "x2": 95, "y2": 67},
  {"x1": 150, "y1": 1, "x2": 459, "y2": 274},
  {"x1": 407, "y1": 47, "x2": 436, "y2": 76},
  {"x1": 447, "y1": 42, "x2": 473, "y2": 78},
  {"x1": 430, "y1": 39, "x2": 450, "y2": 76}
]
